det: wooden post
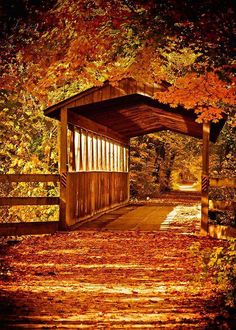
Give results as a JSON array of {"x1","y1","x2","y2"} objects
[
  {"x1": 127, "y1": 143, "x2": 131, "y2": 202},
  {"x1": 79, "y1": 129, "x2": 83, "y2": 170},
  {"x1": 85, "y1": 130, "x2": 89, "y2": 171},
  {"x1": 71, "y1": 128, "x2": 75, "y2": 171},
  {"x1": 201, "y1": 122, "x2": 210, "y2": 235},
  {"x1": 59, "y1": 107, "x2": 68, "y2": 230},
  {"x1": 91, "y1": 133, "x2": 94, "y2": 171}
]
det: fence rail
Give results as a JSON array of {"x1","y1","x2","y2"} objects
[
  {"x1": 0, "y1": 174, "x2": 60, "y2": 207},
  {"x1": 209, "y1": 177, "x2": 235, "y2": 212},
  {"x1": 0, "y1": 174, "x2": 60, "y2": 236},
  {"x1": 0, "y1": 197, "x2": 60, "y2": 206},
  {"x1": 0, "y1": 174, "x2": 60, "y2": 183},
  {"x1": 0, "y1": 221, "x2": 59, "y2": 236}
]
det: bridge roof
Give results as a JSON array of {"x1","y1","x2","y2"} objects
[{"x1": 44, "y1": 78, "x2": 226, "y2": 142}]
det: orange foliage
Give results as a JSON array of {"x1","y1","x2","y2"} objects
[
  {"x1": 154, "y1": 72, "x2": 236, "y2": 122},
  {"x1": 1, "y1": 0, "x2": 235, "y2": 121}
]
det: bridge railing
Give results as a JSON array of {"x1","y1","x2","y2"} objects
[
  {"x1": 209, "y1": 177, "x2": 236, "y2": 211},
  {"x1": 0, "y1": 174, "x2": 60, "y2": 236},
  {"x1": 208, "y1": 177, "x2": 236, "y2": 240}
]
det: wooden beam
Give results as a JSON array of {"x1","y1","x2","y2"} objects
[
  {"x1": 68, "y1": 111, "x2": 129, "y2": 145},
  {"x1": 0, "y1": 221, "x2": 59, "y2": 237},
  {"x1": 60, "y1": 108, "x2": 68, "y2": 173},
  {"x1": 68, "y1": 127, "x2": 76, "y2": 171},
  {"x1": 59, "y1": 107, "x2": 68, "y2": 230},
  {"x1": 91, "y1": 133, "x2": 95, "y2": 170},
  {"x1": 201, "y1": 122, "x2": 210, "y2": 235},
  {"x1": 80, "y1": 128, "x2": 83, "y2": 170},
  {"x1": 0, "y1": 197, "x2": 59, "y2": 206},
  {"x1": 0, "y1": 174, "x2": 60, "y2": 183},
  {"x1": 85, "y1": 130, "x2": 89, "y2": 171},
  {"x1": 127, "y1": 145, "x2": 130, "y2": 201}
]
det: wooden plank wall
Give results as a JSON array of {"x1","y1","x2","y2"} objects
[{"x1": 66, "y1": 172, "x2": 129, "y2": 226}]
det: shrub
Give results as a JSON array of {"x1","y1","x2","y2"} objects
[{"x1": 190, "y1": 241, "x2": 236, "y2": 309}]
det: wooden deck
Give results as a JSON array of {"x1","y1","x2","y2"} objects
[{"x1": 77, "y1": 204, "x2": 174, "y2": 231}]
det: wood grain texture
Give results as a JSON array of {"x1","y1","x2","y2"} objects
[
  {"x1": 69, "y1": 97, "x2": 204, "y2": 139},
  {"x1": 44, "y1": 78, "x2": 225, "y2": 142},
  {"x1": 68, "y1": 111, "x2": 129, "y2": 144},
  {"x1": 65, "y1": 172, "x2": 129, "y2": 226}
]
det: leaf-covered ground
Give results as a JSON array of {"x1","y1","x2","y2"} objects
[{"x1": 0, "y1": 204, "x2": 233, "y2": 329}]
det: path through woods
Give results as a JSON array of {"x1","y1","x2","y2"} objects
[{"x1": 0, "y1": 204, "x2": 232, "y2": 329}]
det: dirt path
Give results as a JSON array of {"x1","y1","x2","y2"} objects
[
  {"x1": 0, "y1": 205, "x2": 231, "y2": 329},
  {"x1": 175, "y1": 184, "x2": 198, "y2": 192}
]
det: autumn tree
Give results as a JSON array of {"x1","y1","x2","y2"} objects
[
  {"x1": 1, "y1": 0, "x2": 235, "y2": 111},
  {"x1": 0, "y1": 0, "x2": 235, "y2": 218}
]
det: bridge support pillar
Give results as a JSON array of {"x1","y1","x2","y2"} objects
[
  {"x1": 201, "y1": 122, "x2": 210, "y2": 235},
  {"x1": 59, "y1": 107, "x2": 69, "y2": 230}
]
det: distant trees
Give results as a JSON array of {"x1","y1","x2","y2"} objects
[{"x1": 130, "y1": 131, "x2": 202, "y2": 199}]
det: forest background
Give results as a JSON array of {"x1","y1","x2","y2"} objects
[{"x1": 0, "y1": 0, "x2": 235, "y2": 225}]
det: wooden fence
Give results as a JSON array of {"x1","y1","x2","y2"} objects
[
  {"x1": 208, "y1": 177, "x2": 236, "y2": 239},
  {"x1": 0, "y1": 174, "x2": 60, "y2": 236},
  {"x1": 1, "y1": 174, "x2": 235, "y2": 238},
  {"x1": 209, "y1": 177, "x2": 236, "y2": 212}
]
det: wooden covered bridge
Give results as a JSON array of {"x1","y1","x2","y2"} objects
[{"x1": 1, "y1": 78, "x2": 234, "y2": 238}]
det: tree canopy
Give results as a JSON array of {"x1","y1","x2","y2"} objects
[
  {"x1": 1, "y1": 0, "x2": 235, "y2": 121},
  {"x1": 0, "y1": 0, "x2": 235, "y2": 181}
]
